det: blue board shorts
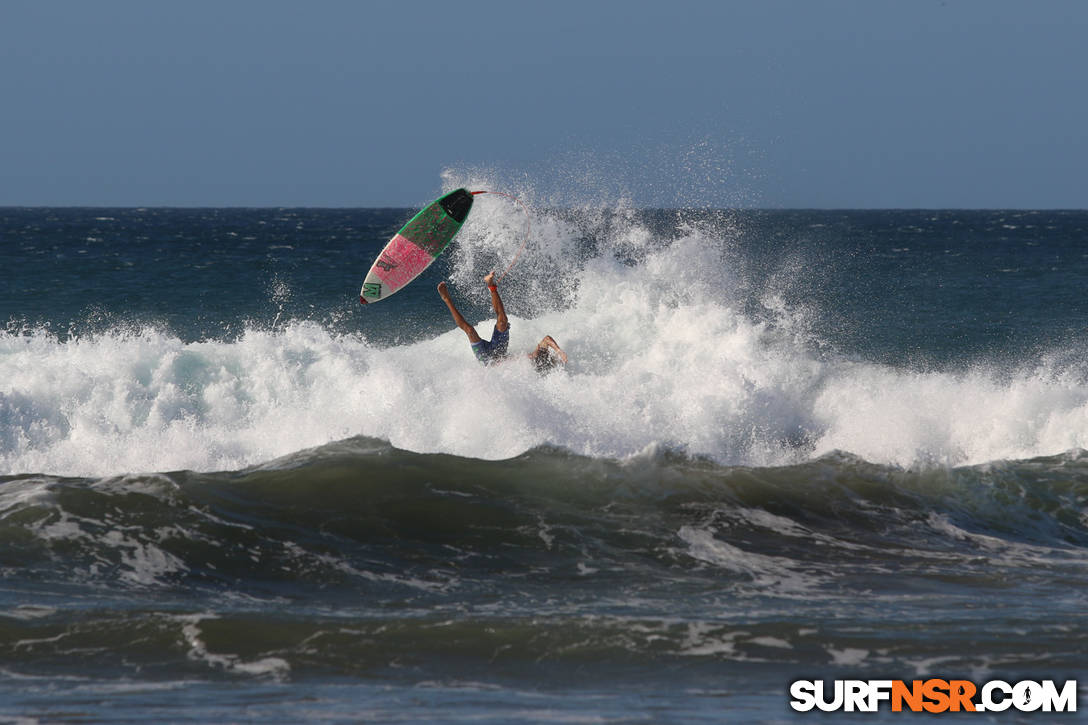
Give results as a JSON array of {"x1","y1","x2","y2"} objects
[{"x1": 471, "y1": 324, "x2": 509, "y2": 365}]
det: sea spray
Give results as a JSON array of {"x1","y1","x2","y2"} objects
[
  {"x1": 3, "y1": 206, "x2": 1088, "y2": 722},
  {"x1": 6, "y1": 206, "x2": 1088, "y2": 476}
]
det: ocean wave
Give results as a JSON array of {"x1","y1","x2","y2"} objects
[
  {"x1": 1, "y1": 440, "x2": 1086, "y2": 689},
  {"x1": 5, "y1": 606, "x2": 1084, "y2": 682},
  {"x1": 5, "y1": 199, "x2": 1088, "y2": 477},
  {"x1": 4, "y1": 301, "x2": 1088, "y2": 479},
  {"x1": 2, "y1": 441, "x2": 1085, "y2": 598}
]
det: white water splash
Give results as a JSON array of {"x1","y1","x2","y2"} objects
[{"x1": 4, "y1": 197, "x2": 1088, "y2": 478}]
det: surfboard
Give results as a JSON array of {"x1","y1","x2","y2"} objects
[{"x1": 359, "y1": 188, "x2": 474, "y2": 304}]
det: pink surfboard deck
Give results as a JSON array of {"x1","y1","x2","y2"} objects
[{"x1": 359, "y1": 188, "x2": 474, "y2": 304}]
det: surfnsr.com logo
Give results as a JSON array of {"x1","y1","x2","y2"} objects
[{"x1": 789, "y1": 679, "x2": 1078, "y2": 713}]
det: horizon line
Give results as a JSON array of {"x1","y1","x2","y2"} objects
[{"x1": 2, "y1": 205, "x2": 1086, "y2": 213}]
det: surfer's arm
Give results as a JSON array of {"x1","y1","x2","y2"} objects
[{"x1": 541, "y1": 336, "x2": 568, "y2": 364}]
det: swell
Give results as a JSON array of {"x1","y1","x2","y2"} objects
[
  {"x1": 2, "y1": 438, "x2": 1086, "y2": 598},
  {"x1": 4, "y1": 607, "x2": 1086, "y2": 682}
]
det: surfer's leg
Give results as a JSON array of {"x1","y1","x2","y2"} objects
[
  {"x1": 438, "y1": 282, "x2": 482, "y2": 344},
  {"x1": 484, "y1": 272, "x2": 508, "y2": 333}
]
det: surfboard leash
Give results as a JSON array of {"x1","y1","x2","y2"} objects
[{"x1": 470, "y1": 190, "x2": 531, "y2": 284}]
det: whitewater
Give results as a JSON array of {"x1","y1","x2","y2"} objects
[
  {"x1": 3, "y1": 193, "x2": 1087, "y2": 723},
  {"x1": 4, "y1": 198, "x2": 1088, "y2": 478}
]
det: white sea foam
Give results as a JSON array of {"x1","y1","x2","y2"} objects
[
  {"x1": 3, "y1": 194, "x2": 1088, "y2": 478},
  {"x1": 179, "y1": 614, "x2": 290, "y2": 679},
  {"x1": 678, "y1": 525, "x2": 820, "y2": 594}
]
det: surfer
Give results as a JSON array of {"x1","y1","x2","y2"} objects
[
  {"x1": 438, "y1": 272, "x2": 567, "y2": 370},
  {"x1": 528, "y1": 335, "x2": 568, "y2": 374}
]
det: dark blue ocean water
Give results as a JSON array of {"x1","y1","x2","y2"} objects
[{"x1": 1, "y1": 202, "x2": 1087, "y2": 722}]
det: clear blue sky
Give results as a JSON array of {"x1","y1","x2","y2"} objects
[{"x1": 1, "y1": 0, "x2": 1085, "y2": 208}]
